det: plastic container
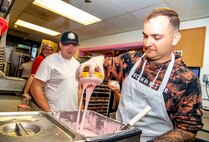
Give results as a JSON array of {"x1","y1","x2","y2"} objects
[{"x1": 80, "y1": 72, "x2": 103, "y2": 86}]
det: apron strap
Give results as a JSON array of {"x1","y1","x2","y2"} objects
[
  {"x1": 129, "y1": 53, "x2": 146, "y2": 75},
  {"x1": 158, "y1": 53, "x2": 175, "y2": 93},
  {"x1": 129, "y1": 53, "x2": 175, "y2": 93}
]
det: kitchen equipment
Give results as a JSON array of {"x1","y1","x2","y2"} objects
[
  {"x1": 15, "y1": 122, "x2": 29, "y2": 136},
  {"x1": 83, "y1": 83, "x2": 111, "y2": 116},
  {"x1": 53, "y1": 110, "x2": 142, "y2": 142},
  {"x1": 0, "y1": 75, "x2": 26, "y2": 93},
  {"x1": 0, "y1": 111, "x2": 85, "y2": 142},
  {"x1": 121, "y1": 106, "x2": 151, "y2": 130},
  {"x1": 0, "y1": 93, "x2": 41, "y2": 112}
]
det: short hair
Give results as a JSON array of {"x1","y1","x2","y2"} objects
[{"x1": 144, "y1": 7, "x2": 180, "y2": 31}]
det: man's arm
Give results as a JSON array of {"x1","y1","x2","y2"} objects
[
  {"x1": 108, "y1": 80, "x2": 121, "y2": 105},
  {"x1": 22, "y1": 74, "x2": 35, "y2": 100},
  {"x1": 78, "y1": 55, "x2": 104, "y2": 78},
  {"x1": 30, "y1": 78, "x2": 51, "y2": 112},
  {"x1": 153, "y1": 128, "x2": 196, "y2": 142}
]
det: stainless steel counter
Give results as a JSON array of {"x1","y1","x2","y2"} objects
[
  {"x1": 0, "y1": 93, "x2": 41, "y2": 112},
  {"x1": 0, "y1": 111, "x2": 85, "y2": 142},
  {"x1": 0, "y1": 76, "x2": 26, "y2": 93}
]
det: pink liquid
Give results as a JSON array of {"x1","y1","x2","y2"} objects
[
  {"x1": 76, "y1": 129, "x2": 98, "y2": 137},
  {"x1": 76, "y1": 77, "x2": 103, "y2": 132}
]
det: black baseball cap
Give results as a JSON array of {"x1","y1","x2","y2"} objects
[{"x1": 60, "y1": 31, "x2": 79, "y2": 46}]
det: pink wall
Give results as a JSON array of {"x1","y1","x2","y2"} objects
[{"x1": 78, "y1": 41, "x2": 143, "y2": 57}]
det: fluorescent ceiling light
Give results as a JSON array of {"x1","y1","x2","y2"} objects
[
  {"x1": 33, "y1": 0, "x2": 101, "y2": 25},
  {"x1": 15, "y1": 20, "x2": 61, "y2": 36}
]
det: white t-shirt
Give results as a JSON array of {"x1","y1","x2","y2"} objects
[
  {"x1": 20, "y1": 61, "x2": 33, "y2": 78},
  {"x1": 35, "y1": 52, "x2": 80, "y2": 111}
]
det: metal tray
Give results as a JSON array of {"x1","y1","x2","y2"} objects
[
  {"x1": 0, "y1": 111, "x2": 85, "y2": 142},
  {"x1": 53, "y1": 110, "x2": 142, "y2": 142}
]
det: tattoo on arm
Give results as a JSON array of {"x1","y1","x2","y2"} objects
[{"x1": 153, "y1": 129, "x2": 196, "y2": 142}]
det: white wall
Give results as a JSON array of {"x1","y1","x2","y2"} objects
[
  {"x1": 180, "y1": 18, "x2": 209, "y2": 108},
  {"x1": 80, "y1": 17, "x2": 209, "y2": 107},
  {"x1": 80, "y1": 30, "x2": 143, "y2": 48}
]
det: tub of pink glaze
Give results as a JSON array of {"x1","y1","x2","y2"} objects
[{"x1": 52, "y1": 110, "x2": 141, "y2": 142}]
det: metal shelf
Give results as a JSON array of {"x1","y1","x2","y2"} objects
[{"x1": 83, "y1": 83, "x2": 111, "y2": 116}]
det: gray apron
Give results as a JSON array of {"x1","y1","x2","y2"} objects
[{"x1": 116, "y1": 53, "x2": 175, "y2": 141}]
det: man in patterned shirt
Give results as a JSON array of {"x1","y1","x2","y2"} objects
[{"x1": 78, "y1": 7, "x2": 203, "y2": 142}]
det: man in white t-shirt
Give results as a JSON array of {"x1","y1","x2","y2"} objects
[{"x1": 30, "y1": 31, "x2": 81, "y2": 112}]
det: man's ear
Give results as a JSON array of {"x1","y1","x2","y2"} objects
[
  {"x1": 172, "y1": 31, "x2": 181, "y2": 46},
  {"x1": 59, "y1": 42, "x2": 62, "y2": 49}
]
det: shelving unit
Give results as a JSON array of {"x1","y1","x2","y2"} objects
[
  {"x1": 83, "y1": 83, "x2": 111, "y2": 116},
  {"x1": 0, "y1": 49, "x2": 4, "y2": 72}
]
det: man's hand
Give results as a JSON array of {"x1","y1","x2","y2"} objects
[
  {"x1": 22, "y1": 93, "x2": 32, "y2": 100},
  {"x1": 108, "y1": 80, "x2": 120, "y2": 92},
  {"x1": 77, "y1": 55, "x2": 104, "y2": 79}
]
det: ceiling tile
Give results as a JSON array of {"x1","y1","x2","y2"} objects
[
  {"x1": 18, "y1": 13, "x2": 47, "y2": 27},
  {"x1": 8, "y1": 28, "x2": 30, "y2": 38},
  {"x1": 9, "y1": 9, "x2": 21, "y2": 26},
  {"x1": 131, "y1": 3, "x2": 170, "y2": 24},
  {"x1": 23, "y1": 5, "x2": 59, "y2": 24},
  {"x1": 166, "y1": 0, "x2": 209, "y2": 21},
  {"x1": 87, "y1": 21, "x2": 123, "y2": 36},
  {"x1": 7, "y1": 0, "x2": 209, "y2": 43},
  {"x1": 74, "y1": 28, "x2": 97, "y2": 36},
  {"x1": 106, "y1": 14, "x2": 143, "y2": 31},
  {"x1": 110, "y1": 0, "x2": 164, "y2": 12},
  {"x1": 10, "y1": 0, "x2": 31, "y2": 12},
  {"x1": 70, "y1": 0, "x2": 126, "y2": 20},
  {"x1": 73, "y1": 27, "x2": 103, "y2": 40}
]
